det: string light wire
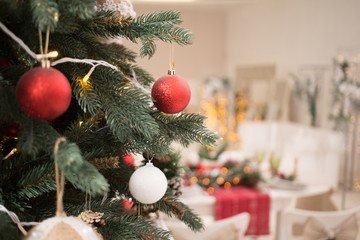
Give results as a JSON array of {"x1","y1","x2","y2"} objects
[
  {"x1": 0, "y1": 204, "x2": 39, "y2": 235},
  {"x1": 0, "y1": 21, "x2": 149, "y2": 95}
]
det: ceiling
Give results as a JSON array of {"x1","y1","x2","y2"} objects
[{"x1": 132, "y1": 0, "x2": 257, "y2": 6}]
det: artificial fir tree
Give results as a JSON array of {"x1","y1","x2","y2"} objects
[{"x1": 0, "y1": 0, "x2": 218, "y2": 239}]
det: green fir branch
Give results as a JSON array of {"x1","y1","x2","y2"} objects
[
  {"x1": 55, "y1": 140, "x2": 109, "y2": 196},
  {"x1": 154, "y1": 112, "x2": 219, "y2": 147},
  {"x1": 16, "y1": 162, "x2": 56, "y2": 200},
  {"x1": 132, "y1": 66, "x2": 155, "y2": 87},
  {"x1": 135, "y1": 10, "x2": 183, "y2": 25},
  {"x1": 100, "y1": 215, "x2": 172, "y2": 240},
  {"x1": 17, "y1": 119, "x2": 60, "y2": 159},
  {"x1": 102, "y1": 167, "x2": 133, "y2": 196},
  {"x1": 139, "y1": 25, "x2": 192, "y2": 58},
  {"x1": 76, "y1": 10, "x2": 192, "y2": 58},
  {"x1": 51, "y1": 34, "x2": 89, "y2": 58},
  {"x1": 65, "y1": 198, "x2": 130, "y2": 218},
  {"x1": 140, "y1": 36, "x2": 156, "y2": 58},
  {"x1": 89, "y1": 156, "x2": 120, "y2": 170},
  {"x1": 99, "y1": 84, "x2": 159, "y2": 142},
  {"x1": 31, "y1": 0, "x2": 59, "y2": 32},
  {"x1": 76, "y1": 12, "x2": 133, "y2": 39},
  {"x1": 73, "y1": 74, "x2": 102, "y2": 116},
  {"x1": 154, "y1": 193, "x2": 204, "y2": 232},
  {"x1": 57, "y1": 0, "x2": 96, "y2": 20}
]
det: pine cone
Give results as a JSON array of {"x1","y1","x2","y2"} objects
[
  {"x1": 168, "y1": 177, "x2": 183, "y2": 197},
  {"x1": 78, "y1": 210, "x2": 105, "y2": 229}
]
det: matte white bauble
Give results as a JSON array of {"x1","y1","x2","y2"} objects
[
  {"x1": 26, "y1": 216, "x2": 101, "y2": 240},
  {"x1": 129, "y1": 162, "x2": 168, "y2": 204}
]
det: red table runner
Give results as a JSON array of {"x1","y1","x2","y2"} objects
[{"x1": 212, "y1": 187, "x2": 270, "y2": 236}]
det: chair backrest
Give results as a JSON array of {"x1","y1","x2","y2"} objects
[
  {"x1": 238, "y1": 121, "x2": 344, "y2": 189},
  {"x1": 280, "y1": 207, "x2": 360, "y2": 240},
  {"x1": 165, "y1": 212, "x2": 250, "y2": 240}
]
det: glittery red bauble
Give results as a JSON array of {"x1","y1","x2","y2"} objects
[
  {"x1": 123, "y1": 199, "x2": 134, "y2": 209},
  {"x1": 122, "y1": 153, "x2": 134, "y2": 166},
  {"x1": 15, "y1": 67, "x2": 72, "y2": 120},
  {"x1": 151, "y1": 74, "x2": 191, "y2": 114}
]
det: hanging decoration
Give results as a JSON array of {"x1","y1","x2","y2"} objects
[
  {"x1": 12, "y1": 23, "x2": 72, "y2": 121},
  {"x1": 122, "y1": 152, "x2": 134, "y2": 166},
  {"x1": 16, "y1": 67, "x2": 72, "y2": 120},
  {"x1": 152, "y1": 72, "x2": 191, "y2": 114},
  {"x1": 96, "y1": 0, "x2": 136, "y2": 19},
  {"x1": 77, "y1": 187, "x2": 106, "y2": 230},
  {"x1": 129, "y1": 162, "x2": 168, "y2": 204},
  {"x1": 0, "y1": 21, "x2": 149, "y2": 103},
  {"x1": 151, "y1": 45, "x2": 191, "y2": 114},
  {"x1": 78, "y1": 211, "x2": 105, "y2": 230},
  {"x1": 25, "y1": 138, "x2": 103, "y2": 240}
]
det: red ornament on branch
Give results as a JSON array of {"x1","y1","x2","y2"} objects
[
  {"x1": 15, "y1": 67, "x2": 72, "y2": 120},
  {"x1": 122, "y1": 153, "x2": 134, "y2": 166},
  {"x1": 151, "y1": 70, "x2": 191, "y2": 114}
]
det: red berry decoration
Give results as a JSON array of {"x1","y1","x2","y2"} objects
[
  {"x1": 122, "y1": 153, "x2": 134, "y2": 166},
  {"x1": 15, "y1": 67, "x2": 72, "y2": 120},
  {"x1": 151, "y1": 73, "x2": 191, "y2": 114}
]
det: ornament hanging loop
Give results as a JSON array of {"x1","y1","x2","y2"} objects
[
  {"x1": 168, "y1": 43, "x2": 175, "y2": 75},
  {"x1": 148, "y1": 155, "x2": 154, "y2": 163},
  {"x1": 168, "y1": 69, "x2": 176, "y2": 75},
  {"x1": 38, "y1": 25, "x2": 51, "y2": 68},
  {"x1": 41, "y1": 59, "x2": 50, "y2": 68},
  {"x1": 54, "y1": 137, "x2": 67, "y2": 217}
]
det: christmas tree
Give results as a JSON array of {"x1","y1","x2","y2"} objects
[{"x1": 0, "y1": 0, "x2": 218, "y2": 239}]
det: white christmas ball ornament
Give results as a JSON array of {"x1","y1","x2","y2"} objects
[
  {"x1": 26, "y1": 216, "x2": 101, "y2": 240},
  {"x1": 129, "y1": 162, "x2": 168, "y2": 204}
]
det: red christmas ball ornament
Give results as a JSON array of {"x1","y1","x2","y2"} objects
[
  {"x1": 122, "y1": 153, "x2": 134, "y2": 166},
  {"x1": 15, "y1": 67, "x2": 72, "y2": 120},
  {"x1": 151, "y1": 72, "x2": 191, "y2": 114},
  {"x1": 122, "y1": 199, "x2": 134, "y2": 209}
]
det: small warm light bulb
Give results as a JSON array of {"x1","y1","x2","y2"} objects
[
  {"x1": 81, "y1": 65, "x2": 96, "y2": 84},
  {"x1": 220, "y1": 167, "x2": 228, "y2": 175},
  {"x1": 244, "y1": 166, "x2": 252, "y2": 174},
  {"x1": 224, "y1": 182, "x2": 231, "y2": 189},
  {"x1": 48, "y1": 51, "x2": 59, "y2": 58},
  {"x1": 233, "y1": 177, "x2": 240, "y2": 185},
  {"x1": 190, "y1": 176, "x2": 198, "y2": 184},
  {"x1": 79, "y1": 121, "x2": 84, "y2": 126},
  {"x1": 207, "y1": 187, "x2": 215, "y2": 194},
  {"x1": 82, "y1": 74, "x2": 89, "y2": 83},
  {"x1": 216, "y1": 177, "x2": 225, "y2": 185},
  {"x1": 202, "y1": 178, "x2": 210, "y2": 186},
  {"x1": 3, "y1": 148, "x2": 18, "y2": 160}
]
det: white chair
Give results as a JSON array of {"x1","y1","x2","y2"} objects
[
  {"x1": 164, "y1": 212, "x2": 250, "y2": 240},
  {"x1": 280, "y1": 207, "x2": 360, "y2": 240},
  {"x1": 238, "y1": 121, "x2": 344, "y2": 189}
]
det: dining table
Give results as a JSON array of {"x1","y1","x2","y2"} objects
[{"x1": 179, "y1": 183, "x2": 333, "y2": 239}]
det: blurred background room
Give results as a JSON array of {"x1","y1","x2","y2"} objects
[{"x1": 123, "y1": 0, "x2": 360, "y2": 239}]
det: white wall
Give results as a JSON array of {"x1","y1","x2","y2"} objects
[
  {"x1": 126, "y1": 0, "x2": 360, "y2": 125},
  {"x1": 226, "y1": 0, "x2": 360, "y2": 79}
]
